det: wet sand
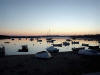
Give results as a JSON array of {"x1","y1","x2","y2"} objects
[{"x1": 0, "y1": 51, "x2": 100, "y2": 75}]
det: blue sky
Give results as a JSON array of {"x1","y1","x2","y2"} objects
[{"x1": 0, "y1": 0, "x2": 100, "y2": 35}]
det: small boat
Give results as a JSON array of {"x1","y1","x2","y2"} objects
[
  {"x1": 66, "y1": 39, "x2": 71, "y2": 41},
  {"x1": 18, "y1": 38, "x2": 21, "y2": 40},
  {"x1": 30, "y1": 38, "x2": 34, "y2": 41},
  {"x1": 78, "y1": 49, "x2": 100, "y2": 56},
  {"x1": 11, "y1": 38, "x2": 14, "y2": 40},
  {"x1": 4, "y1": 42, "x2": 10, "y2": 43},
  {"x1": 72, "y1": 41, "x2": 79, "y2": 44},
  {"x1": 47, "y1": 40, "x2": 55, "y2": 43},
  {"x1": 46, "y1": 46, "x2": 59, "y2": 53},
  {"x1": 0, "y1": 46, "x2": 5, "y2": 57},
  {"x1": 35, "y1": 51, "x2": 52, "y2": 59},
  {"x1": 18, "y1": 45, "x2": 28, "y2": 52},
  {"x1": 88, "y1": 46, "x2": 99, "y2": 50},
  {"x1": 52, "y1": 44, "x2": 62, "y2": 47},
  {"x1": 46, "y1": 38, "x2": 52, "y2": 40},
  {"x1": 37, "y1": 40, "x2": 42, "y2": 42},
  {"x1": 63, "y1": 42, "x2": 70, "y2": 46},
  {"x1": 72, "y1": 47, "x2": 85, "y2": 52},
  {"x1": 82, "y1": 43, "x2": 89, "y2": 46}
]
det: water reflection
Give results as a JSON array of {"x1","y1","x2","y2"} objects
[{"x1": 0, "y1": 37, "x2": 99, "y2": 55}]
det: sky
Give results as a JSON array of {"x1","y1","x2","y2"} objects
[{"x1": 0, "y1": 0, "x2": 100, "y2": 36}]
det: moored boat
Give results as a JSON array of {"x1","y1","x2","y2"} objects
[
  {"x1": 18, "y1": 45, "x2": 28, "y2": 52},
  {"x1": 46, "y1": 46, "x2": 59, "y2": 53}
]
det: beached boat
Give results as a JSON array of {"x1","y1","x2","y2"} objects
[
  {"x1": 0, "y1": 46, "x2": 5, "y2": 56},
  {"x1": 46, "y1": 46, "x2": 59, "y2": 53},
  {"x1": 52, "y1": 44, "x2": 62, "y2": 47},
  {"x1": 18, "y1": 45, "x2": 28, "y2": 52},
  {"x1": 78, "y1": 49, "x2": 100, "y2": 56},
  {"x1": 35, "y1": 51, "x2": 52, "y2": 59}
]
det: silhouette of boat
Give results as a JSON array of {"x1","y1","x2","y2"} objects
[
  {"x1": 78, "y1": 49, "x2": 100, "y2": 56},
  {"x1": 46, "y1": 46, "x2": 59, "y2": 53},
  {"x1": 66, "y1": 39, "x2": 71, "y2": 41},
  {"x1": 47, "y1": 40, "x2": 55, "y2": 43},
  {"x1": 82, "y1": 43, "x2": 89, "y2": 46},
  {"x1": 18, "y1": 45, "x2": 28, "y2": 52},
  {"x1": 72, "y1": 41, "x2": 79, "y2": 44},
  {"x1": 72, "y1": 47, "x2": 85, "y2": 52},
  {"x1": 63, "y1": 42, "x2": 70, "y2": 46},
  {"x1": 4, "y1": 42, "x2": 10, "y2": 43},
  {"x1": 35, "y1": 51, "x2": 52, "y2": 59},
  {"x1": 37, "y1": 40, "x2": 42, "y2": 42},
  {"x1": 46, "y1": 38, "x2": 52, "y2": 40},
  {"x1": 88, "y1": 46, "x2": 99, "y2": 50},
  {"x1": 52, "y1": 44, "x2": 62, "y2": 47},
  {"x1": 30, "y1": 38, "x2": 34, "y2": 41},
  {"x1": 0, "y1": 46, "x2": 5, "y2": 57},
  {"x1": 18, "y1": 38, "x2": 21, "y2": 40},
  {"x1": 11, "y1": 38, "x2": 14, "y2": 40}
]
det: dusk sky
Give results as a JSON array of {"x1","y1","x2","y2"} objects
[{"x1": 0, "y1": 0, "x2": 100, "y2": 36}]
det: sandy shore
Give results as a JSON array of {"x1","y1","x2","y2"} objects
[{"x1": 0, "y1": 51, "x2": 100, "y2": 75}]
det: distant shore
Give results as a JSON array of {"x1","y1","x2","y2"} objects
[
  {"x1": 0, "y1": 51, "x2": 100, "y2": 75},
  {"x1": 0, "y1": 34, "x2": 100, "y2": 41}
]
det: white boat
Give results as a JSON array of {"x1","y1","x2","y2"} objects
[
  {"x1": 46, "y1": 46, "x2": 59, "y2": 53},
  {"x1": 78, "y1": 49, "x2": 100, "y2": 56},
  {"x1": 35, "y1": 51, "x2": 52, "y2": 59}
]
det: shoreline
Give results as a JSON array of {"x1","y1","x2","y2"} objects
[{"x1": 0, "y1": 51, "x2": 100, "y2": 75}]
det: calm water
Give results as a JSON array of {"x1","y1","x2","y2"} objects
[{"x1": 0, "y1": 37, "x2": 99, "y2": 55}]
